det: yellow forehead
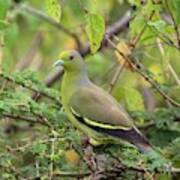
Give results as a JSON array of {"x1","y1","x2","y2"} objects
[{"x1": 59, "y1": 51, "x2": 71, "y2": 59}]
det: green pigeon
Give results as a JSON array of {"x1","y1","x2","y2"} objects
[{"x1": 54, "y1": 50, "x2": 153, "y2": 153}]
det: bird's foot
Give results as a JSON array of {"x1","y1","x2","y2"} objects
[{"x1": 81, "y1": 135, "x2": 90, "y2": 149}]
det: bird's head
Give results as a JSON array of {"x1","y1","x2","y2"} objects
[{"x1": 53, "y1": 50, "x2": 86, "y2": 72}]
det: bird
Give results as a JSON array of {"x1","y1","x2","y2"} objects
[{"x1": 54, "y1": 50, "x2": 154, "y2": 154}]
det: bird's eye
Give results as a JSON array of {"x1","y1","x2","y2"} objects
[{"x1": 69, "y1": 55, "x2": 74, "y2": 60}]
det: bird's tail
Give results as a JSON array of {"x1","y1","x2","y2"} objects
[
  {"x1": 99, "y1": 125, "x2": 153, "y2": 153},
  {"x1": 128, "y1": 126, "x2": 153, "y2": 153},
  {"x1": 87, "y1": 124, "x2": 165, "y2": 164}
]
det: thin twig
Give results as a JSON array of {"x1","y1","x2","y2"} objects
[
  {"x1": 42, "y1": 10, "x2": 131, "y2": 88},
  {"x1": 107, "y1": 38, "x2": 180, "y2": 108},
  {"x1": 52, "y1": 171, "x2": 90, "y2": 178},
  {"x1": 35, "y1": 160, "x2": 40, "y2": 179},
  {"x1": 107, "y1": 150, "x2": 180, "y2": 176},
  {"x1": 130, "y1": 11, "x2": 155, "y2": 48},
  {"x1": 44, "y1": 67, "x2": 64, "y2": 87},
  {"x1": 1, "y1": 113, "x2": 50, "y2": 127},
  {"x1": 157, "y1": 38, "x2": 180, "y2": 85},
  {"x1": 148, "y1": 24, "x2": 179, "y2": 50},
  {"x1": 51, "y1": 164, "x2": 180, "y2": 178},
  {"x1": 49, "y1": 134, "x2": 55, "y2": 180},
  {"x1": 165, "y1": 0, "x2": 180, "y2": 48},
  {"x1": 167, "y1": 64, "x2": 180, "y2": 85},
  {"x1": 138, "y1": 121, "x2": 155, "y2": 130},
  {"x1": 108, "y1": 62, "x2": 125, "y2": 93},
  {"x1": 14, "y1": 3, "x2": 82, "y2": 50},
  {"x1": 0, "y1": 73, "x2": 61, "y2": 105},
  {"x1": 15, "y1": 32, "x2": 43, "y2": 71},
  {"x1": 109, "y1": 12, "x2": 157, "y2": 109},
  {"x1": 6, "y1": 137, "x2": 65, "y2": 153}
]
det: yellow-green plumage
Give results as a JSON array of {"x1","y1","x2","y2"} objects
[{"x1": 54, "y1": 50, "x2": 153, "y2": 152}]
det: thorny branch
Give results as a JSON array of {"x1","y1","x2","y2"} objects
[
  {"x1": 52, "y1": 157, "x2": 180, "y2": 179},
  {"x1": 0, "y1": 73, "x2": 61, "y2": 105},
  {"x1": 5, "y1": 139, "x2": 180, "y2": 179},
  {"x1": 1, "y1": 113, "x2": 51, "y2": 127}
]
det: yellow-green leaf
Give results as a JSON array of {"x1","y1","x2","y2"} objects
[
  {"x1": 45, "y1": 0, "x2": 61, "y2": 23},
  {"x1": 85, "y1": 13, "x2": 105, "y2": 53},
  {"x1": 0, "y1": 0, "x2": 10, "y2": 20},
  {"x1": 124, "y1": 87, "x2": 145, "y2": 123},
  {"x1": 168, "y1": 85, "x2": 180, "y2": 103},
  {"x1": 125, "y1": 87, "x2": 145, "y2": 111},
  {"x1": 148, "y1": 20, "x2": 166, "y2": 32}
]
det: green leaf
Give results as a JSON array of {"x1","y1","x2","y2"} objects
[
  {"x1": 125, "y1": 87, "x2": 145, "y2": 112},
  {"x1": 168, "y1": 0, "x2": 180, "y2": 25},
  {"x1": 85, "y1": 13, "x2": 105, "y2": 53},
  {"x1": 4, "y1": 23, "x2": 19, "y2": 48},
  {"x1": 0, "y1": 0, "x2": 10, "y2": 20},
  {"x1": 130, "y1": 16, "x2": 145, "y2": 38},
  {"x1": 124, "y1": 87, "x2": 145, "y2": 123},
  {"x1": 127, "y1": 0, "x2": 141, "y2": 6},
  {"x1": 168, "y1": 85, "x2": 180, "y2": 103},
  {"x1": 31, "y1": 141, "x2": 47, "y2": 155},
  {"x1": 148, "y1": 20, "x2": 166, "y2": 32},
  {"x1": 45, "y1": 0, "x2": 61, "y2": 23},
  {"x1": 167, "y1": 137, "x2": 180, "y2": 166},
  {"x1": 0, "y1": 20, "x2": 9, "y2": 30}
]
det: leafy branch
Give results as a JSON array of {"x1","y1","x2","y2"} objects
[
  {"x1": 165, "y1": 0, "x2": 180, "y2": 48},
  {"x1": 42, "y1": 10, "x2": 131, "y2": 87},
  {"x1": 1, "y1": 112, "x2": 51, "y2": 127},
  {"x1": 107, "y1": 38, "x2": 180, "y2": 108},
  {"x1": 0, "y1": 72, "x2": 61, "y2": 105}
]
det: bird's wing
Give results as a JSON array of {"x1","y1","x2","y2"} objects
[
  {"x1": 69, "y1": 85, "x2": 133, "y2": 130},
  {"x1": 69, "y1": 84, "x2": 152, "y2": 153}
]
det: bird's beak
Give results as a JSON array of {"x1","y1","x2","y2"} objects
[{"x1": 53, "y1": 59, "x2": 64, "y2": 67}]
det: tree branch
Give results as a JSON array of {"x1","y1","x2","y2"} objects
[
  {"x1": 165, "y1": 0, "x2": 180, "y2": 48},
  {"x1": 52, "y1": 162, "x2": 180, "y2": 179},
  {"x1": 130, "y1": 11, "x2": 155, "y2": 48},
  {"x1": 107, "y1": 62, "x2": 125, "y2": 93},
  {"x1": 15, "y1": 32, "x2": 43, "y2": 71},
  {"x1": 52, "y1": 171, "x2": 90, "y2": 178},
  {"x1": 14, "y1": 3, "x2": 82, "y2": 50},
  {"x1": 0, "y1": 73, "x2": 61, "y2": 105},
  {"x1": 1, "y1": 113, "x2": 51, "y2": 127},
  {"x1": 107, "y1": 38, "x2": 180, "y2": 108},
  {"x1": 43, "y1": 10, "x2": 131, "y2": 87}
]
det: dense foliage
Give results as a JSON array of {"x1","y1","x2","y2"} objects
[{"x1": 0, "y1": 0, "x2": 180, "y2": 179}]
